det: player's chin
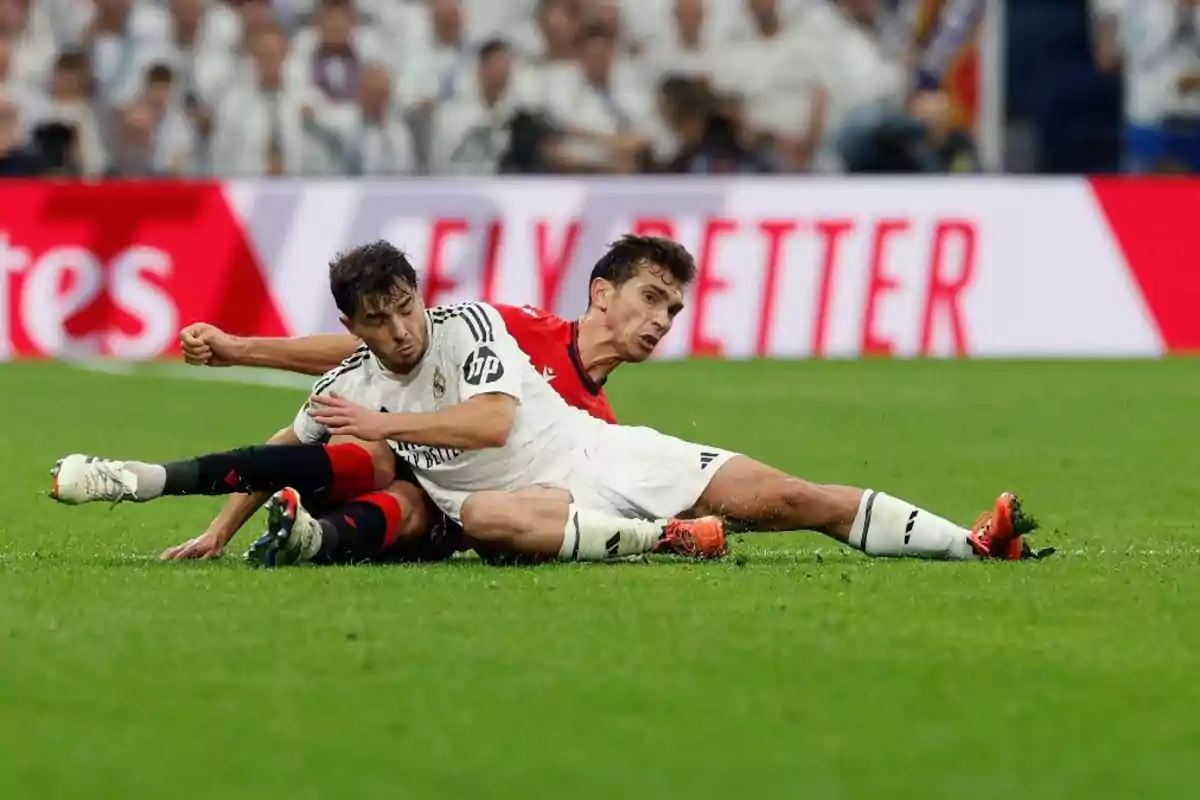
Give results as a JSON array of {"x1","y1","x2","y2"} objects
[
  {"x1": 380, "y1": 351, "x2": 417, "y2": 371},
  {"x1": 625, "y1": 349, "x2": 652, "y2": 363},
  {"x1": 626, "y1": 337, "x2": 659, "y2": 361}
]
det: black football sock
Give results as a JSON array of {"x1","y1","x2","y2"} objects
[
  {"x1": 312, "y1": 492, "x2": 402, "y2": 565},
  {"x1": 124, "y1": 443, "x2": 378, "y2": 500}
]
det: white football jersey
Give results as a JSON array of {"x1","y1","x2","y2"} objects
[{"x1": 293, "y1": 302, "x2": 600, "y2": 521}]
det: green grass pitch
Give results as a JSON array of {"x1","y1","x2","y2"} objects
[{"x1": 1, "y1": 359, "x2": 1198, "y2": 799}]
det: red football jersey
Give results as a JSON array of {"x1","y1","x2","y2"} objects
[{"x1": 495, "y1": 304, "x2": 617, "y2": 424}]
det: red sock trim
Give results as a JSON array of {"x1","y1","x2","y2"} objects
[
  {"x1": 324, "y1": 443, "x2": 378, "y2": 502},
  {"x1": 355, "y1": 491, "x2": 403, "y2": 548}
]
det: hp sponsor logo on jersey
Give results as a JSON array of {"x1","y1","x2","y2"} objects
[{"x1": 463, "y1": 346, "x2": 504, "y2": 386}]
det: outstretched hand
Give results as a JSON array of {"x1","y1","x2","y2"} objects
[
  {"x1": 307, "y1": 393, "x2": 390, "y2": 441},
  {"x1": 160, "y1": 530, "x2": 227, "y2": 561}
]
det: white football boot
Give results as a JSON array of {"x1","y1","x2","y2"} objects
[
  {"x1": 245, "y1": 488, "x2": 324, "y2": 567},
  {"x1": 50, "y1": 454, "x2": 140, "y2": 505}
]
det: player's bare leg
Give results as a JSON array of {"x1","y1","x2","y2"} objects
[
  {"x1": 246, "y1": 479, "x2": 440, "y2": 567},
  {"x1": 459, "y1": 487, "x2": 726, "y2": 562},
  {"x1": 691, "y1": 456, "x2": 1044, "y2": 561}
]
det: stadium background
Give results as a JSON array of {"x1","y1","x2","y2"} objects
[
  {"x1": 2, "y1": 0, "x2": 1199, "y2": 355},
  {"x1": 3, "y1": 2, "x2": 1200, "y2": 800}
]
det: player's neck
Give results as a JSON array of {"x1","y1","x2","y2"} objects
[{"x1": 575, "y1": 314, "x2": 624, "y2": 383}]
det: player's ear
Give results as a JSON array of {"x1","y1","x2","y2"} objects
[
  {"x1": 589, "y1": 277, "x2": 613, "y2": 312},
  {"x1": 338, "y1": 314, "x2": 353, "y2": 333}
]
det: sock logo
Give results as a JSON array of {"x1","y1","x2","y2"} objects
[
  {"x1": 904, "y1": 509, "x2": 919, "y2": 544},
  {"x1": 605, "y1": 533, "x2": 621, "y2": 558},
  {"x1": 699, "y1": 451, "x2": 719, "y2": 470},
  {"x1": 570, "y1": 513, "x2": 581, "y2": 561}
]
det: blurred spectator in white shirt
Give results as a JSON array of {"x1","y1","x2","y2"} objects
[
  {"x1": 511, "y1": 0, "x2": 579, "y2": 64},
  {"x1": 1092, "y1": 0, "x2": 1200, "y2": 172},
  {"x1": 104, "y1": 100, "x2": 159, "y2": 175},
  {"x1": 138, "y1": 0, "x2": 237, "y2": 104},
  {"x1": 210, "y1": 24, "x2": 307, "y2": 175},
  {"x1": 288, "y1": 0, "x2": 384, "y2": 106},
  {"x1": 0, "y1": 84, "x2": 47, "y2": 175},
  {"x1": 80, "y1": 0, "x2": 172, "y2": 107},
  {"x1": 582, "y1": 0, "x2": 642, "y2": 57},
  {"x1": 191, "y1": 1, "x2": 280, "y2": 109},
  {"x1": 0, "y1": 23, "x2": 40, "y2": 128},
  {"x1": 316, "y1": 62, "x2": 416, "y2": 174},
  {"x1": 396, "y1": 0, "x2": 477, "y2": 113},
  {"x1": 460, "y1": 0, "x2": 538, "y2": 42},
  {"x1": 514, "y1": 0, "x2": 582, "y2": 118},
  {"x1": 128, "y1": 0, "x2": 239, "y2": 169},
  {"x1": 542, "y1": 21, "x2": 655, "y2": 172},
  {"x1": 710, "y1": 0, "x2": 828, "y2": 171},
  {"x1": 25, "y1": 50, "x2": 108, "y2": 175},
  {"x1": 429, "y1": 38, "x2": 522, "y2": 174},
  {"x1": 2, "y1": 0, "x2": 58, "y2": 89},
  {"x1": 810, "y1": 0, "x2": 907, "y2": 122},
  {"x1": 138, "y1": 62, "x2": 196, "y2": 174},
  {"x1": 640, "y1": 0, "x2": 715, "y2": 86}
]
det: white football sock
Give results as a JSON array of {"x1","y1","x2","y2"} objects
[
  {"x1": 848, "y1": 491, "x2": 976, "y2": 561},
  {"x1": 123, "y1": 462, "x2": 167, "y2": 500},
  {"x1": 557, "y1": 505, "x2": 665, "y2": 561}
]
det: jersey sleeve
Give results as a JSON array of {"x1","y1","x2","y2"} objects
[
  {"x1": 446, "y1": 303, "x2": 525, "y2": 403},
  {"x1": 292, "y1": 346, "x2": 370, "y2": 443}
]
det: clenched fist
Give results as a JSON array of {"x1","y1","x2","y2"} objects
[{"x1": 179, "y1": 323, "x2": 242, "y2": 367}]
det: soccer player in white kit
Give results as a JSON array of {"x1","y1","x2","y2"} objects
[{"x1": 290, "y1": 250, "x2": 731, "y2": 562}]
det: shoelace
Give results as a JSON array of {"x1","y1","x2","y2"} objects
[{"x1": 87, "y1": 461, "x2": 133, "y2": 506}]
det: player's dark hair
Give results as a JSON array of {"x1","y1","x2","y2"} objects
[
  {"x1": 588, "y1": 235, "x2": 696, "y2": 305},
  {"x1": 328, "y1": 240, "x2": 420, "y2": 318}
]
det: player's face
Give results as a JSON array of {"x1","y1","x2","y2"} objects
[
  {"x1": 605, "y1": 264, "x2": 685, "y2": 362},
  {"x1": 341, "y1": 283, "x2": 428, "y2": 373}
]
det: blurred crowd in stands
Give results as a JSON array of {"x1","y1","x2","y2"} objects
[{"x1": 0, "y1": 0, "x2": 1195, "y2": 178}]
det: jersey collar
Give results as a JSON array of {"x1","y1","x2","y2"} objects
[{"x1": 568, "y1": 320, "x2": 604, "y2": 395}]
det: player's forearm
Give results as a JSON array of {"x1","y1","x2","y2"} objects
[
  {"x1": 204, "y1": 427, "x2": 299, "y2": 543},
  {"x1": 206, "y1": 490, "x2": 272, "y2": 544},
  {"x1": 381, "y1": 396, "x2": 515, "y2": 450},
  {"x1": 230, "y1": 334, "x2": 362, "y2": 375}
]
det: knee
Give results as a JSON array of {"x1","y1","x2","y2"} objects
[
  {"x1": 460, "y1": 492, "x2": 519, "y2": 544},
  {"x1": 383, "y1": 481, "x2": 431, "y2": 540},
  {"x1": 329, "y1": 437, "x2": 395, "y2": 490},
  {"x1": 366, "y1": 444, "x2": 396, "y2": 489}
]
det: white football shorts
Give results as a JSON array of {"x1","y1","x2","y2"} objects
[{"x1": 567, "y1": 424, "x2": 740, "y2": 520}]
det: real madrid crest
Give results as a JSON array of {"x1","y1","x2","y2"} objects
[{"x1": 433, "y1": 367, "x2": 446, "y2": 398}]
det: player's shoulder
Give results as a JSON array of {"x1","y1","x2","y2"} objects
[
  {"x1": 311, "y1": 343, "x2": 373, "y2": 394},
  {"x1": 494, "y1": 304, "x2": 570, "y2": 339},
  {"x1": 426, "y1": 301, "x2": 504, "y2": 344}
]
